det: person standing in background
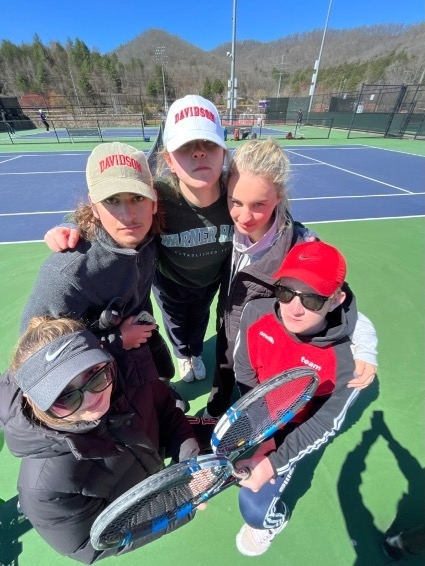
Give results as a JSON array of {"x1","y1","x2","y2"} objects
[
  {"x1": 296, "y1": 109, "x2": 303, "y2": 125},
  {"x1": 1, "y1": 108, "x2": 15, "y2": 134},
  {"x1": 38, "y1": 109, "x2": 50, "y2": 132}
]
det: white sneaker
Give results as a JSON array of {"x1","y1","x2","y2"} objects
[
  {"x1": 236, "y1": 507, "x2": 290, "y2": 556},
  {"x1": 177, "y1": 357, "x2": 194, "y2": 382},
  {"x1": 191, "y1": 355, "x2": 206, "y2": 380}
]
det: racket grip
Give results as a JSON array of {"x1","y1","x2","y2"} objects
[{"x1": 233, "y1": 467, "x2": 251, "y2": 480}]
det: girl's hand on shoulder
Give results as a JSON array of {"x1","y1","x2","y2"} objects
[
  {"x1": 44, "y1": 227, "x2": 80, "y2": 251},
  {"x1": 303, "y1": 228, "x2": 319, "y2": 242}
]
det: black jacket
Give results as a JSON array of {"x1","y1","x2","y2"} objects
[{"x1": 0, "y1": 345, "x2": 199, "y2": 563}]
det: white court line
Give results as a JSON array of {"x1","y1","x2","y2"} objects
[
  {"x1": 360, "y1": 144, "x2": 425, "y2": 158},
  {"x1": 290, "y1": 192, "x2": 425, "y2": 201},
  {"x1": 286, "y1": 145, "x2": 424, "y2": 157},
  {"x1": 0, "y1": 152, "x2": 89, "y2": 156},
  {"x1": 2, "y1": 193, "x2": 424, "y2": 217},
  {"x1": 1, "y1": 240, "x2": 46, "y2": 245},
  {"x1": 2, "y1": 216, "x2": 424, "y2": 245},
  {"x1": 285, "y1": 150, "x2": 414, "y2": 194},
  {"x1": 307, "y1": 215, "x2": 425, "y2": 224},
  {"x1": 283, "y1": 145, "x2": 368, "y2": 152},
  {"x1": 0, "y1": 210, "x2": 72, "y2": 217},
  {"x1": 0, "y1": 170, "x2": 84, "y2": 175},
  {"x1": 0, "y1": 155, "x2": 22, "y2": 164}
]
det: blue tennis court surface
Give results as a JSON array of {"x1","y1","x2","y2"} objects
[
  {"x1": 0, "y1": 138, "x2": 424, "y2": 566},
  {"x1": 0, "y1": 145, "x2": 424, "y2": 243}
]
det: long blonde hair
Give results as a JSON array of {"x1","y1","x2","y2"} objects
[
  {"x1": 12, "y1": 316, "x2": 86, "y2": 428},
  {"x1": 229, "y1": 138, "x2": 291, "y2": 229}
]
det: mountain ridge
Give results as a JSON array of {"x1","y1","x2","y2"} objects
[{"x1": 112, "y1": 23, "x2": 425, "y2": 98}]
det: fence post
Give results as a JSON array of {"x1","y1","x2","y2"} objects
[
  {"x1": 347, "y1": 83, "x2": 365, "y2": 138},
  {"x1": 384, "y1": 85, "x2": 407, "y2": 138}
]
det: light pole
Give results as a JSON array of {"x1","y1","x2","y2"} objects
[
  {"x1": 276, "y1": 55, "x2": 285, "y2": 98},
  {"x1": 227, "y1": 0, "x2": 237, "y2": 124},
  {"x1": 307, "y1": 0, "x2": 333, "y2": 118},
  {"x1": 155, "y1": 46, "x2": 168, "y2": 115}
]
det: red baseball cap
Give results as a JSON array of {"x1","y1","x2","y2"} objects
[{"x1": 273, "y1": 241, "x2": 347, "y2": 296}]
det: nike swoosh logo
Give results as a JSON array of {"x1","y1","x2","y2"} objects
[
  {"x1": 45, "y1": 339, "x2": 73, "y2": 362},
  {"x1": 299, "y1": 254, "x2": 320, "y2": 260}
]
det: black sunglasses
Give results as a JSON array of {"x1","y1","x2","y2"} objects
[
  {"x1": 274, "y1": 285, "x2": 331, "y2": 312},
  {"x1": 48, "y1": 362, "x2": 116, "y2": 419}
]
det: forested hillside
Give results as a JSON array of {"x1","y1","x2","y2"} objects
[{"x1": 0, "y1": 23, "x2": 423, "y2": 109}]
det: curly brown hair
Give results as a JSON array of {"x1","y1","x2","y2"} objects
[{"x1": 67, "y1": 198, "x2": 166, "y2": 241}]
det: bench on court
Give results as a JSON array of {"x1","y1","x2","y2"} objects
[
  {"x1": 223, "y1": 125, "x2": 253, "y2": 141},
  {"x1": 66, "y1": 127, "x2": 103, "y2": 142}
]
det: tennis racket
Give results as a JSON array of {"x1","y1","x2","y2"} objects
[{"x1": 90, "y1": 366, "x2": 318, "y2": 550}]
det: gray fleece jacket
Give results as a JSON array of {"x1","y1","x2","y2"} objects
[{"x1": 20, "y1": 226, "x2": 157, "y2": 349}]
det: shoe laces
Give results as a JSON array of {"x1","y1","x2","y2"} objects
[
  {"x1": 191, "y1": 356, "x2": 204, "y2": 370},
  {"x1": 249, "y1": 520, "x2": 287, "y2": 548},
  {"x1": 250, "y1": 527, "x2": 276, "y2": 547},
  {"x1": 178, "y1": 358, "x2": 192, "y2": 370}
]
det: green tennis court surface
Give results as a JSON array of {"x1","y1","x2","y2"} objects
[{"x1": 1, "y1": 214, "x2": 424, "y2": 565}]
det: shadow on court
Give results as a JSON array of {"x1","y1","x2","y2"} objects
[
  {"x1": 0, "y1": 494, "x2": 32, "y2": 566},
  {"x1": 282, "y1": 378, "x2": 380, "y2": 509},
  {"x1": 337, "y1": 404, "x2": 425, "y2": 565}
]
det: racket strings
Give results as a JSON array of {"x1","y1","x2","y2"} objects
[
  {"x1": 265, "y1": 375, "x2": 316, "y2": 420},
  {"x1": 98, "y1": 464, "x2": 230, "y2": 545},
  {"x1": 214, "y1": 375, "x2": 316, "y2": 456}
]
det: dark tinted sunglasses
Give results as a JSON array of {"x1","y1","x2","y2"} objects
[
  {"x1": 48, "y1": 362, "x2": 116, "y2": 419},
  {"x1": 274, "y1": 285, "x2": 331, "y2": 312}
]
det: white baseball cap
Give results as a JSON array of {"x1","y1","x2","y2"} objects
[
  {"x1": 86, "y1": 142, "x2": 156, "y2": 204},
  {"x1": 163, "y1": 94, "x2": 226, "y2": 152}
]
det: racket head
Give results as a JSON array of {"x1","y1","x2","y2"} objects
[
  {"x1": 211, "y1": 366, "x2": 319, "y2": 457},
  {"x1": 90, "y1": 454, "x2": 232, "y2": 550}
]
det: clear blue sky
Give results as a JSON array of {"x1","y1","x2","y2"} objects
[{"x1": 2, "y1": 0, "x2": 423, "y2": 53}]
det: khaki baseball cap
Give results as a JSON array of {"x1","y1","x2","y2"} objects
[{"x1": 86, "y1": 142, "x2": 156, "y2": 203}]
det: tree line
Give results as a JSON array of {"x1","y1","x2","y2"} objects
[{"x1": 0, "y1": 23, "x2": 423, "y2": 112}]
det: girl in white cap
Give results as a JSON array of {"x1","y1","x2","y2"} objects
[{"x1": 152, "y1": 94, "x2": 232, "y2": 382}]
